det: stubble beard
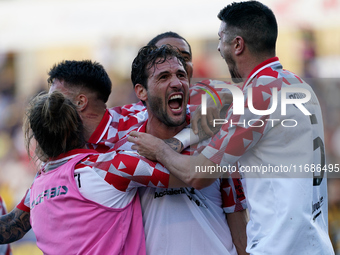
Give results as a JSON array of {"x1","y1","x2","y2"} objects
[
  {"x1": 148, "y1": 94, "x2": 186, "y2": 128},
  {"x1": 224, "y1": 52, "x2": 243, "y2": 84}
]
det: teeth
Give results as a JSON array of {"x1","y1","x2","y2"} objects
[
  {"x1": 170, "y1": 95, "x2": 182, "y2": 100},
  {"x1": 172, "y1": 106, "x2": 182, "y2": 111}
]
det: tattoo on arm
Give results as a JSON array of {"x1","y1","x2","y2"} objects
[
  {"x1": 0, "y1": 208, "x2": 31, "y2": 244},
  {"x1": 164, "y1": 138, "x2": 184, "y2": 153}
]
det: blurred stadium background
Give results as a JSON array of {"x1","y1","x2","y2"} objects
[{"x1": 0, "y1": 0, "x2": 340, "y2": 254}]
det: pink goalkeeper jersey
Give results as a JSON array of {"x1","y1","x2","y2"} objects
[{"x1": 30, "y1": 153, "x2": 145, "y2": 255}]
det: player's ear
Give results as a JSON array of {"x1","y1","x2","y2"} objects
[
  {"x1": 135, "y1": 84, "x2": 147, "y2": 102},
  {"x1": 75, "y1": 94, "x2": 88, "y2": 111},
  {"x1": 234, "y1": 36, "x2": 245, "y2": 56}
]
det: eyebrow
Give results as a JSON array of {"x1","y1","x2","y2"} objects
[
  {"x1": 181, "y1": 50, "x2": 191, "y2": 57},
  {"x1": 154, "y1": 71, "x2": 170, "y2": 79},
  {"x1": 154, "y1": 68, "x2": 186, "y2": 78}
]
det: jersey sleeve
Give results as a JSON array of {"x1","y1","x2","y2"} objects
[
  {"x1": 188, "y1": 79, "x2": 232, "y2": 112},
  {"x1": 221, "y1": 171, "x2": 247, "y2": 213},
  {"x1": 78, "y1": 150, "x2": 170, "y2": 192},
  {"x1": 108, "y1": 103, "x2": 148, "y2": 141},
  {"x1": 202, "y1": 79, "x2": 282, "y2": 166},
  {"x1": 16, "y1": 189, "x2": 31, "y2": 212},
  {"x1": 0, "y1": 197, "x2": 7, "y2": 215}
]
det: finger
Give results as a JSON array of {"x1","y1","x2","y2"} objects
[
  {"x1": 127, "y1": 136, "x2": 137, "y2": 143},
  {"x1": 131, "y1": 144, "x2": 138, "y2": 150},
  {"x1": 224, "y1": 93, "x2": 233, "y2": 105},
  {"x1": 201, "y1": 115, "x2": 214, "y2": 137},
  {"x1": 129, "y1": 131, "x2": 138, "y2": 137},
  {"x1": 212, "y1": 107, "x2": 220, "y2": 120},
  {"x1": 206, "y1": 108, "x2": 214, "y2": 124},
  {"x1": 191, "y1": 112, "x2": 201, "y2": 135}
]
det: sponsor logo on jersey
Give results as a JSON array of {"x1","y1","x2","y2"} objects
[
  {"x1": 31, "y1": 185, "x2": 68, "y2": 209},
  {"x1": 154, "y1": 188, "x2": 186, "y2": 198},
  {"x1": 154, "y1": 188, "x2": 208, "y2": 208}
]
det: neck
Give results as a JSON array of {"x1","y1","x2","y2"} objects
[
  {"x1": 146, "y1": 114, "x2": 186, "y2": 139},
  {"x1": 239, "y1": 52, "x2": 275, "y2": 80},
  {"x1": 81, "y1": 106, "x2": 106, "y2": 141}
]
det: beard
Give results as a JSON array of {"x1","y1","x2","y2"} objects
[
  {"x1": 229, "y1": 67, "x2": 243, "y2": 84},
  {"x1": 224, "y1": 51, "x2": 243, "y2": 84},
  {"x1": 147, "y1": 93, "x2": 187, "y2": 127}
]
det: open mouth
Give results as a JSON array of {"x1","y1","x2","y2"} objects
[{"x1": 168, "y1": 94, "x2": 183, "y2": 113}]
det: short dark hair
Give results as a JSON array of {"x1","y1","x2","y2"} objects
[
  {"x1": 24, "y1": 91, "x2": 86, "y2": 161},
  {"x1": 47, "y1": 60, "x2": 112, "y2": 103},
  {"x1": 218, "y1": 1, "x2": 277, "y2": 55},
  {"x1": 131, "y1": 44, "x2": 187, "y2": 91},
  {"x1": 147, "y1": 31, "x2": 192, "y2": 56}
]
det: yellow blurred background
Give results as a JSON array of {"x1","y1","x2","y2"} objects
[{"x1": 0, "y1": 0, "x2": 340, "y2": 254}]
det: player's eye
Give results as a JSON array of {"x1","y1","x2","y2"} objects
[
  {"x1": 183, "y1": 55, "x2": 191, "y2": 61},
  {"x1": 178, "y1": 72, "x2": 187, "y2": 78}
]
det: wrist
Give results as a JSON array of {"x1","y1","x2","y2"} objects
[
  {"x1": 173, "y1": 127, "x2": 199, "y2": 148},
  {"x1": 155, "y1": 140, "x2": 169, "y2": 163}
]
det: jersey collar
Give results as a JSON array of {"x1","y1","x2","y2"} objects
[
  {"x1": 243, "y1": 57, "x2": 280, "y2": 89},
  {"x1": 50, "y1": 148, "x2": 98, "y2": 161},
  {"x1": 137, "y1": 120, "x2": 147, "y2": 133},
  {"x1": 87, "y1": 109, "x2": 112, "y2": 145}
]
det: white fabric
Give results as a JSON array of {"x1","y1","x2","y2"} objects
[
  {"x1": 202, "y1": 59, "x2": 334, "y2": 255},
  {"x1": 139, "y1": 181, "x2": 237, "y2": 255}
]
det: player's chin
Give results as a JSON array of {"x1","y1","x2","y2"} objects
[{"x1": 167, "y1": 112, "x2": 187, "y2": 127}]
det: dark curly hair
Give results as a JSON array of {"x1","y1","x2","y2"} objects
[
  {"x1": 147, "y1": 31, "x2": 192, "y2": 56},
  {"x1": 131, "y1": 44, "x2": 187, "y2": 92}
]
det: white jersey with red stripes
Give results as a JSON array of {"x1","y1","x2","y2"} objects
[{"x1": 202, "y1": 57, "x2": 334, "y2": 254}]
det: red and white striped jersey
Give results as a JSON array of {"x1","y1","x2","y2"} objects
[
  {"x1": 87, "y1": 101, "x2": 147, "y2": 153},
  {"x1": 29, "y1": 148, "x2": 170, "y2": 209},
  {"x1": 113, "y1": 117, "x2": 245, "y2": 255},
  {"x1": 18, "y1": 82, "x2": 246, "y2": 215},
  {"x1": 202, "y1": 57, "x2": 334, "y2": 255}
]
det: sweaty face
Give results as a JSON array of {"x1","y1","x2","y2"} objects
[
  {"x1": 218, "y1": 22, "x2": 243, "y2": 83},
  {"x1": 155, "y1": 37, "x2": 193, "y2": 80},
  {"x1": 146, "y1": 57, "x2": 189, "y2": 127}
]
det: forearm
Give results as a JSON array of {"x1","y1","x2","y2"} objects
[
  {"x1": 128, "y1": 131, "x2": 221, "y2": 189},
  {"x1": 163, "y1": 137, "x2": 184, "y2": 153},
  {"x1": 155, "y1": 142, "x2": 218, "y2": 189},
  {"x1": 113, "y1": 150, "x2": 187, "y2": 189},
  {"x1": 0, "y1": 208, "x2": 31, "y2": 244},
  {"x1": 165, "y1": 127, "x2": 199, "y2": 153},
  {"x1": 154, "y1": 143, "x2": 191, "y2": 183},
  {"x1": 226, "y1": 209, "x2": 249, "y2": 255}
]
